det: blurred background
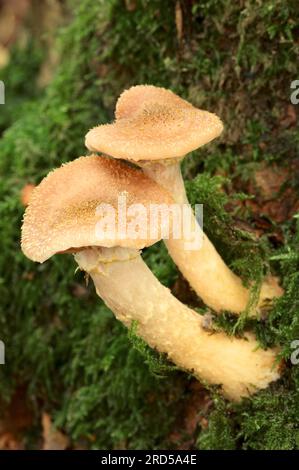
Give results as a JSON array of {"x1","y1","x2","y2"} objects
[{"x1": 0, "y1": 0, "x2": 298, "y2": 450}]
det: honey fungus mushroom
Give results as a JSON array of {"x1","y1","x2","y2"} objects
[
  {"x1": 85, "y1": 85, "x2": 283, "y2": 315},
  {"x1": 21, "y1": 155, "x2": 281, "y2": 401},
  {"x1": 21, "y1": 183, "x2": 36, "y2": 207}
]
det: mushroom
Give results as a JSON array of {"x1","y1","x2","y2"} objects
[
  {"x1": 85, "y1": 85, "x2": 283, "y2": 315},
  {"x1": 21, "y1": 155, "x2": 281, "y2": 401},
  {"x1": 21, "y1": 183, "x2": 36, "y2": 207}
]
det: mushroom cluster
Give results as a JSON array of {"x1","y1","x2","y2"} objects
[
  {"x1": 22, "y1": 156, "x2": 281, "y2": 401},
  {"x1": 86, "y1": 85, "x2": 283, "y2": 315},
  {"x1": 21, "y1": 86, "x2": 283, "y2": 401}
]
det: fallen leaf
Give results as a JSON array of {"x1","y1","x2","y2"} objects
[
  {"x1": 280, "y1": 104, "x2": 297, "y2": 128},
  {"x1": 0, "y1": 387, "x2": 33, "y2": 450},
  {"x1": 0, "y1": 432, "x2": 23, "y2": 450},
  {"x1": 254, "y1": 165, "x2": 289, "y2": 200},
  {"x1": 168, "y1": 381, "x2": 212, "y2": 449},
  {"x1": 42, "y1": 413, "x2": 69, "y2": 450},
  {"x1": 125, "y1": 0, "x2": 137, "y2": 12}
]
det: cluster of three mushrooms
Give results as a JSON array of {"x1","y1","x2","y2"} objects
[
  {"x1": 86, "y1": 85, "x2": 283, "y2": 315},
  {"x1": 22, "y1": 154, "x2": 280, "y2": 401}
]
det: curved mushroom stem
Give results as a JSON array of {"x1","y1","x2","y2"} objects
[
  {"x1": 75, "y1": 246, "x2": 280, "y2": 401},
  {"x1": 140, "y1": 161, "x2": 283, "y2": 315}
]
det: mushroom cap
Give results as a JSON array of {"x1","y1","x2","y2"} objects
[
  {"x1": 85, "y1": 85, "x2": 223, "y2": 162},
  {"x1": 21, "y1": 183, "x2": 36, "y2": 207},
  {"x1": 21, "y1": 155, "x2": 173, "y2": 263}
]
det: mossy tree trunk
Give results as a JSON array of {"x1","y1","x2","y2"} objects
[{"x1": 0, "y1": 0, "x2": 298, "y2": 450}]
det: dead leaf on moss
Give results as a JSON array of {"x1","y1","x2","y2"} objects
[
  {"x1": 254, "y1": 165, "x2": 289, "y2": 200},
  {"x1": 169, "y1": 381, "x2": 212, "y2": 449},
  {"x1": 280, "y1": 104, "x2": 297, "y2": 128},
  {"x1": 0, "y1": 432, "x2": 23, "y2": 450},
  {"x1": 0, "y1": 387, "x2": 33, "y2": 449},
  {"x1": 42, "y1": 413, "x2": 69, "y2": 450},
  {"x1": 242, "y1": 163, "x2": 299, "y2": 227},
  {"x1": 125, "y1": 0, "x2": 137, "y2": 12},
  {"x1": 261, "y1": 191, "x2": 299, "y2": 224}
]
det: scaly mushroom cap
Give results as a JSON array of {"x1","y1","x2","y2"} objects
[
  {"x1": 21, "y1": 183, "x2": 36, "y2": 207},
  {"x1": 21, "y1": 155, "x2": 173, "y2": 263},
  {"x1": 85, "y1": 85, "x2": 223, "y2": 162},
  {"x1": 115, "y1": 85, "x2": 188, "y2": 120}
]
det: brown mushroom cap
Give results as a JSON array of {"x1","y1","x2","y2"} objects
[
  {"x1": 115, "y1": 85, "x2": 189, "y2": 120},
  {"x1": 85, "y1": 85, "x2": 223, "y2": 162},
  {"x1": 21, "y1": 155, "x2": 173, "y2": 263},
  {"x1": 21, "y1": 183, "x2": 36, "y2": 207}
]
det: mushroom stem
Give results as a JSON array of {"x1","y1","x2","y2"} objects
[
  {"x1": 142, "y1": 160, "x2": 188, "y2": 205},
  {"x1": 141, "y1": 161, "x2": 250, "y2": 313},
  {"x1": 140, "y1": 161, "x2": 283, "y2": 315},
  {"x1": 75, "y1": 246, "x2": 280, "y2": 401}
]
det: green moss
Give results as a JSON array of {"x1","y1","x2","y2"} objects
[
  {"x1": 198, "y1": 382, "x2": 299, "y2": 450},
  {"x1": 128, "y1": 320, "x2": 178, "y2": 378},
  {"x1": 0, "y1": 40, "x2": 43, "y2": 134},
  {"x1": 197, "y1": 397, "x2": 237, "y2": 450}
]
